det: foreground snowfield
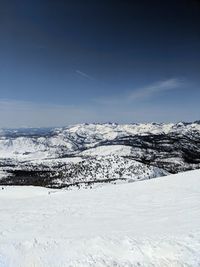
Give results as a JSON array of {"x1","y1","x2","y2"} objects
[{"x1": 0, "y1": 170, "x2": 200, "y2": 266}]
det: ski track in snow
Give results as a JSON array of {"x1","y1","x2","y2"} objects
[{"x1": 0, "y1": 170, "x2": 200, "y2": 266}]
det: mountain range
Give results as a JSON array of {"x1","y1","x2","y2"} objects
[{"x1": 0, "y1": 121, "x2": 200, "y2": 188}]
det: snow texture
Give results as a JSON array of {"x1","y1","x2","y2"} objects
[{"x1": 0, "y1": 169, "x2": 200, "y2": 266}]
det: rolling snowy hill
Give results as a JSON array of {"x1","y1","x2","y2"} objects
[
  {"x1": 0, "y1": 169, "x2": 200, "y2": 266},
  {"x1": 0, "y1": 122, "x2": 200, "y2": 187}
]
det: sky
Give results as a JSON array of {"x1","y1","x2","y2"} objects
[{"x1": 0, "y1": 0, "x2": 200, "y2": 127}]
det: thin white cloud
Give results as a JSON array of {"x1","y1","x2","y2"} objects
[
  {"x1": 94, "y1": 78, "x2": 183, "y2": 105},
  {"x1": 129, "y1": 78, "x2": 182, "y2": 100},
  {"x1": 75, "y1": 70, "x2": 94, "y2": 80}
]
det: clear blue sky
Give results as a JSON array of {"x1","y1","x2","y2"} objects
[{"x1": 0, "y1": 0, "x2": 200, "y2": 127}]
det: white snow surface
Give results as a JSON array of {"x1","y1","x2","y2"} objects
[
  {"x1": 79, "y1": 145, "x2": 133, "y2": 157},
  {"x1": 0, "y1": 169, "x2": 200, "y2": 266}
]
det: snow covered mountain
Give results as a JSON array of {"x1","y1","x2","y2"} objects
[
  {"x1": 0, "y1": 122, "x2": 200, "y2": 187},
  {"x1": 0, "y1": 169, "x2": 200, "y2": 266}
]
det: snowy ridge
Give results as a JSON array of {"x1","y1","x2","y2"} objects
[
  {"x1": 0, "y1": 122, "x2": 200, "y2": 187},
  {"x1": 0, "y1": 169, "x2": 200, "y2": 266},
  {"x1": 0, "y1": 155, "x2": 168, "y2": 188},
  {"x1": 1, "y1": 122, "x2": 200, "y2": 160}
]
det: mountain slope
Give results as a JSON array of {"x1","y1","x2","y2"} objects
[{"x1": 0, "y1": 169, "x2": 200, "y2": 266}]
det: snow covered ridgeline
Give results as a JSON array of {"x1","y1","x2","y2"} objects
[
  {"x1": 0, "y1": 155, "x2": 168, "y2": 188},
  {"x1": 1, "y1": 122, "x2": 200, "y2": 161},
  {"x1": 0, "y1": 122, "x2": 200, "y2": 187},
  {"x1": 0, "y1": 169, "x2": 200, "y2": 266}
]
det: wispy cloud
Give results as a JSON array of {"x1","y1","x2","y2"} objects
[
  {"x1": 95, "y1": 78, "x2": 183, "y2": 105},
  {"x1": 129, "y1": 78, "x2": 182, "y2": 100},
  {"x1": 75, "y1": 70, "x2": 94, "y2": 80}
]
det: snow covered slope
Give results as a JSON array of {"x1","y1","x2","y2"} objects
[
  {"x1": 0, "y1": 155, "x2": 168, "y2": 188},
  {"x1": 0, "y1": 169, "x2": 200, "y2": 266}
]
